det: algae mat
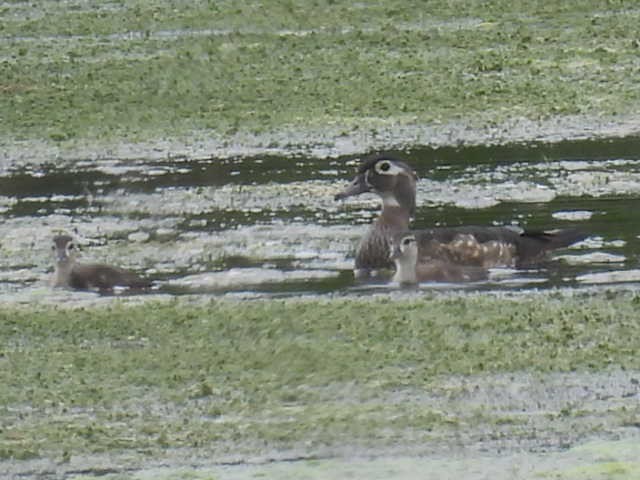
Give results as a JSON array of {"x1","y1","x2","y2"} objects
[
  {"x1": 2, "y1": 1, "x2": 640, "y2": 158},
  {"x1": 2, "y1": 294, "x2": 640, "y2": 479},
  {"x1": 134, "y1": 439, "x2": 640, "y2": 480}
]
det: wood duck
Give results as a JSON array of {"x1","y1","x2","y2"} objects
[
  {"x1": 390, "y1": 232, "x2": 488, "y2": 284},
  {"x1": 50, "y1": 234, "x2": 151, "y2": 291},
  {"x1": 335, "y1": 155, "x2": 588, "y2": 278}
]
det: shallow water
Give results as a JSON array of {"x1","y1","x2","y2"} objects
[{"x1": 1, "y1": 136, "x2": 640, "y2": 300}]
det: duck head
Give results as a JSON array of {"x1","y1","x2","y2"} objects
[
  {"x1": 389, "y1": 232, "x2": 419, "y2": 284},
  {"x1": 52, "y1": 234, "x2": 78, "y2": 266},
  {"x1": 335, "y1": 155, "x2": 417, "y2": 215}
]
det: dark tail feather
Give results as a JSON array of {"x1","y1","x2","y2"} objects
[{"x1": 518, "y1": 228, "x2": 588, "y2": 265}]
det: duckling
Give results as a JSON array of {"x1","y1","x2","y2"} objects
[
  {"x1": 336, "y1": 155, "x2": 587, "y2": 278},
  {"x1": 51, "y1": 234, "x2": 151, "y2": 291},
  {"x1": 390, "y1": 232, "x2": 488, "y2": 284}
]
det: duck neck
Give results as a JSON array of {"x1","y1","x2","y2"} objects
[
  {"x1": 52, "y1": 260, "x2": 74, "y2": 287},
  {"x1": 392, "y1": 252, "x2": 418, "y2": 284},
  {"x1": 378, "y1": 205, "x2": 412, "y2": 230},
  {"x1": 380, "y1": 182, "x2": 415, "y2": 215}
]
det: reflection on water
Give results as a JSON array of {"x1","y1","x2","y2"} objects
[{"x1": 1, "y1": 136, "x2": 640, "y2": 300}]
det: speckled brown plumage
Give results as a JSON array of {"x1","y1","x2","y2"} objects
[
  {"x1": 355, "y1": 206, "x2": 411, "y2": 273},
  {"x1": 390, "y1": 232, "x2": 488, "y2": 284}
]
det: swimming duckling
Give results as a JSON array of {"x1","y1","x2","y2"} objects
[
  {"x1": 51, "y1": 234, "x2": 151, "y2": 291},
  {"x1": 390, "y1": 232, "x2": 487, "y2": 285}
]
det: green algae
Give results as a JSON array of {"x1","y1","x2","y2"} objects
[
  {"x1": 2, "y1": 1, "x2": 640, "y2": 146},
  {"x1": 1, "y1": 292, "x2": 640, "y2": 467},
  {"x1": 155, "y1": 439, "x2": 640, "y2": 480},
  {"x1": 548, "y1": 462, "x2": 640, "y2": 480},
  {"x1": 539, "y1": 439, "x2": 640, "y2": 479}
]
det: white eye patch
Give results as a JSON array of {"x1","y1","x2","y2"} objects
[
  {"x1": 400, "y1": 236, "x2": 417, "y2": 253},
  {"x1": 402, "y1": 236, "x2": 416, "y2": 247},
  {"x1": 374, "y1": 160, "x2": 407, "y2": 176}
]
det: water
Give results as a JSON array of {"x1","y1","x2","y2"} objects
[{"x1": 1, "y1": 137, "x2": 640, "y2": 300}]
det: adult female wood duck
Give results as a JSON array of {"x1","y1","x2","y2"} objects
[
  {"x1": 335, "y1": 155, "x2": 587, "y2": 279},
  {"x1": 51, "y1": 234, "x2": 151, "y2": 291}
]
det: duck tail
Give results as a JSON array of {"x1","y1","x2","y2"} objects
[
  {"x1": 530, "y1": 228, "x2": 589, "y2": 249},
  {"x1": 517, "y1": 228, "x2": 588, "y2": 265}
]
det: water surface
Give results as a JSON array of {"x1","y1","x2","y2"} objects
[{"x1": 1, "y1": 136, "x2": 640, "y2": 301}]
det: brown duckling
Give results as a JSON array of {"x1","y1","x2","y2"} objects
[
  {"x1": 51, "y1": 234, "x2": 151, "y2": 292},
  {"x1": 390, "y1": 232, "x2": 488, "y2": 285}
]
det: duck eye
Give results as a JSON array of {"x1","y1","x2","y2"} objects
[
  {"x1": 68, "y1": 243, "x2": 75, "y2": 250},
  {"x1": 403, "y1": 237, "x2": 414, "y2": 246},
  {"x1": 378, "y1": 161, "x2": 391, "y2": 172}
]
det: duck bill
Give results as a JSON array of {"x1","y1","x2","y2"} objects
[{"x1": 334, "y1": 174, "x2": 370, "y2": 200}]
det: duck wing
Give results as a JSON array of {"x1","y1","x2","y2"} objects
[{"x1": 414, "y1": 226, "x2": 586, "y2": 268}]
